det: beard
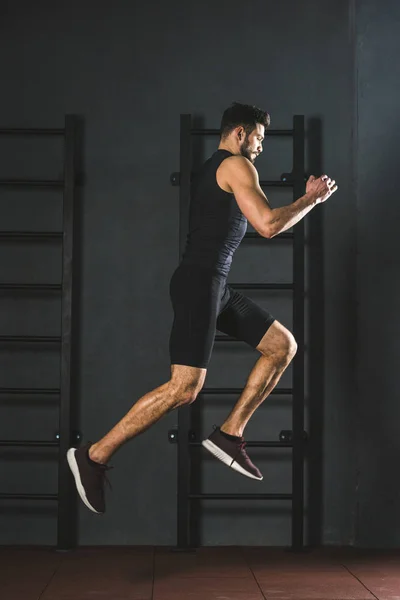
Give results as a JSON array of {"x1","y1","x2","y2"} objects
[{"x1": 240, "y1": 136, "x2": 256, "y2": 163}]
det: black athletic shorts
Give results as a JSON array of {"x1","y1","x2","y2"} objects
[{"x1": 169, "y1": 264, "x2": 275, "y2": 368}]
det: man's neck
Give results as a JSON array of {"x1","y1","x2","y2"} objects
[{"x1": 218, "y1": 141, "x2": 239, "y2": 155}]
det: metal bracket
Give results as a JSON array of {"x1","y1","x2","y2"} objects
[
  {"x1": 279, "y1": 429, "x2": 308, "y2": 443},
  {"x1": 55, "y1": 430, "x2": 82, "y2": 444},
  {"x1": 170, "y1": 172, "x2": 180, "y2": 186},
  {"x1": 168, "y1": 428, "x2": 178, "y2": 443},
  {"x1": 170, "y1": 172, "x2": 197, "y2": 186},
  {"x1": 168, "y1": 428, "x2": 196, "y2": 443},
  {"x1": 280, "y1": 172, "x2": 309, "y2": 184}
]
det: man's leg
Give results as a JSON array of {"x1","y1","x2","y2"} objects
[
  {"x1": 221, "y1": 321, "x2": 297, "y2": 437},
  {"x1": 67, "y1": 364, "x2": 206, "y2": 513},
  {"x1": 202, "y1": 321, "x2": 296, "y2": 480},
  {"x1": 90, "y1": 364, "x2": 207, "y2": 464}
]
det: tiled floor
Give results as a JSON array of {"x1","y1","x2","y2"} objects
[{"x1": 1, "y1": 545, "x2": 400, "y2": 599}]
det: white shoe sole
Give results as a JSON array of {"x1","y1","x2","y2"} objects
[
  {"x1": 202, "y1": 439, "x2": 263, "y2": 481},
  {"x1": 66, "y1": 448, "x2": 102, "y2": 514}
]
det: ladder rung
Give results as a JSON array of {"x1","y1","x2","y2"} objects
[
  {"x1": 191, "y1": 128, "x2": 293, "y2": 137},
  {"x1": 0, "y1": 231, "x2": 63, "y2": 240},
  {"x1": 0, "y1": 493, "x2": 58, "y2": 501},
  {"x1": 190, "y1": 441, "x2": 292, "y2": 448},
  {"x1": 0, "y1": 128, "x2": 64, "y2": 136},
  {"x1": 0, "y1": 180, "x2": 63, "y2": 188},
  {"x1": 0, "y1": 283, "x2": 62, "y2": 291},
  {"x1": 214, "y1": 335, "x2": 303, "y2": 345},
  {"x1": 0, "y1": 440, "x2": 59, "y2": 447},
  {"x1": 215, "y1": 335, "x2": 239, "y2": 342},
  {"x1": 259, "y1": 180, "x2": 293, "y2": 187},
  {"x1": 230, "y1": 283, "x2": 293, "y2": 290},
  {"x1": 189, "y1": 493, "x2": 293, "y2": 500},
  {"x1": 200, "y1": 387, "x2": 292, "y2": 395},
  {"x1": 244, "y1": 231, "x2": 293, "y2": 239},
  {"x1": 0, "y1": 388, "x2": 60, "y2": 395},
  {"x1": 0, "y1": 335, "x2": 61, "y2": 343}
]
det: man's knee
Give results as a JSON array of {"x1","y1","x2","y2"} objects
[
  {"x1": 257, "y1": 321, "x2": 297, "y2": 365},
  {"x1": 179, "y1": 388, "x2": 200, "y2": 406},
  {"x1": 280, "y1": 332, "x2": 297, "y2": 364},
  {"x1": 170, "y1": 381, "x2": 203, "y2": 407},
  {"x1": 169, "y1": 365, "x2": 206, "y2": 408}
]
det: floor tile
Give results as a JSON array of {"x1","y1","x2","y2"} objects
[
  {"x1": 40, "y1": 547, "x2": 154, "y2": 600},
  {"x1": 0, "y1": 547, "x2": 62, "y2": 600},
  {"x1": 153, "y1": 576, "x2": 263, "y2": 599},
  {"x1": 155, "y1": 546, "x2": 251, "y2": 578},
  {"x1": 256, "y1": 570, "x2": 376, "y2": 599}
]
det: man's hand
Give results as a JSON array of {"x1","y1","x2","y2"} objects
[{"x1": 306, "y1": 174, "x2": 338, "y2": 204}]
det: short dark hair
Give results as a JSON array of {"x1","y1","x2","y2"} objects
[{"x1": 220, "y1": 102, "x2": 270, "y2": 139}]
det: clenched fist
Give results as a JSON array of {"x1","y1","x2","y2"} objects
[{"x1": 306, "y1": 174, "x2": 338, "y2": 204}]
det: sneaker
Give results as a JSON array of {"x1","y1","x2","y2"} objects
[
  {"x1": 202, "y1": 426, "x2": 263, "y2": 481},
  {"x1": 66, "y1": 442, "x2": 112, "y2": 514}
]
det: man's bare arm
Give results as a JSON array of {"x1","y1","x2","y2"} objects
[
  {"x1": 223, "y1": 156, "x2": 337, "y2": 238},
  {"x1": 267, "y1": 192, "x2": 317, "y2": 237}
]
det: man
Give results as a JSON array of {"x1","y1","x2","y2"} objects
[{"x1": 67, "y1": 102, "x2": 338, "y2": 514}]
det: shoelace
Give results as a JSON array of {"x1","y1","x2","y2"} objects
[
  {"x1": 87, "y1": 442, "x2": 113, "y2": 491},
  {"x1": 212, "y1": 425, "x2": 249, "y2": 457},
  {"x1": 238, "y1": 439, "x2": 249, "y2": 457},
  {"x1": 98, "y1": 464, "x2": 113, "y2": 492}
]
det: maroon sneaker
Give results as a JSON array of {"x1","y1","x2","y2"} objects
[
  {"x1": 202, "y1": 426, "x2": 263, "y2": 481},
  {"x1": 67, "y1": 442, "x2": 112, "y2": 514}
]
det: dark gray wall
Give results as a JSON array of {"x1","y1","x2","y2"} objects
[
  {"x1": 0, "y1": 0, "x2": 360, "y2": 546},
  {"x1": 355, "y1": 0, "x2": 400, "y2": 548}
]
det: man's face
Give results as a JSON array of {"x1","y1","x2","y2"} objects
[{"x1": 239, "y1": 123, "x2": 265, "y2": 164}]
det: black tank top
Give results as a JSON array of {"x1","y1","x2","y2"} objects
[{"x1": 180, "y1": 149, "x2": 247, "y2": 277}]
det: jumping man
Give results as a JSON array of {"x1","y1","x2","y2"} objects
[{"x1": 67, "y1": 102, "x2": 338, "y2": 514}]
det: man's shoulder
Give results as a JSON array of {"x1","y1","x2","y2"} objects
[
  {"x1": 218, "y1": 154, "x2": 246, "y2": 166},
  {"x1": 218, "y1": 154, "x2": 255, "y2": 176}
]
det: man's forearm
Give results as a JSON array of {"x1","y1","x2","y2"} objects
[{"x1": 266, "y1": 192, "x2": 317, "y2": 238}]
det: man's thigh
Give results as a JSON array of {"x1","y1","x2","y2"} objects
[
  {"x1": 169, "y1": 266, "x2": 224, "y2": 368},
  {"x1": 216, "y1": 287, "x2": 275, "y2": 349}
]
